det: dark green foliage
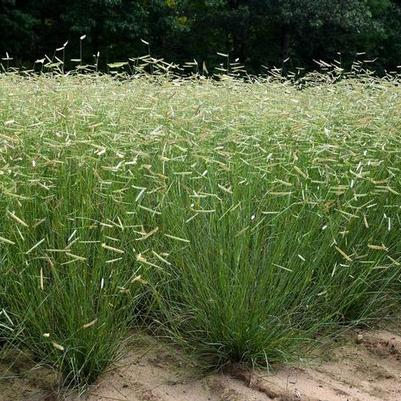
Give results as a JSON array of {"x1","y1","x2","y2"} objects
[{"x1": 0, "y1": 0, "x2": 400, "y2": 72}]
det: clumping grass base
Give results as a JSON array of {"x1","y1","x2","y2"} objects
[{"x1": 0, "y1": 73, "x2": 400, "y2": 387}]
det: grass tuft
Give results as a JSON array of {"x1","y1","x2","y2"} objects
[{"x1": 0, "y1": 72, "x2": 400, "y2": 386}]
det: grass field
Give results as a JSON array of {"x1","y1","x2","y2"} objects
[{"x1": 0, "y1": 72, "x2": 401, "y2": 389}]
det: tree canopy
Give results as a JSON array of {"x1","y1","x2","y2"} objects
[{"x1": 0, "y1": 0, "x2": 400, "y2": 73}]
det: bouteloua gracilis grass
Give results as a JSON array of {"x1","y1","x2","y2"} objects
[{"x1": 0, "y1": 72, "x2": 400, "y2": 387}]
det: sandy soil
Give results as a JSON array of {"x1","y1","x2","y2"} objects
[
  {"x1": 2, "y1": 326, "x2": 401, "y2": 401},
  {"x1": 0, "y1": 347, "x2": 59, "y2": 401}
]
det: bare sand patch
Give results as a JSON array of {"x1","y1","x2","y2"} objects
[
  {"x1": 2, "y1": 326, "x2": 401, "y2": 401},
  {"x1": 81, "y1": 328, "x2": 401, "y2": 401}
]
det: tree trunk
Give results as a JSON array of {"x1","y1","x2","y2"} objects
[{"x1": 282, "y1": 26, "x2": 290, "y2": 61}]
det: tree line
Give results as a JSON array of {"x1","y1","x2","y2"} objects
[{"x1": 1, "y1": 0, "x2": 400, "y2": 74}]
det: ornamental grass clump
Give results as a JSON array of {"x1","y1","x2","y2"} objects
[{"x1": 0, "y1": 72, "x2": 400, "y2": 386}]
